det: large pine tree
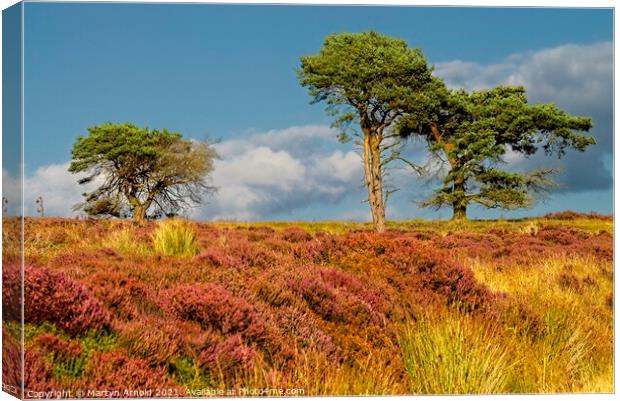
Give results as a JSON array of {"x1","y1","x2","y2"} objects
[{"x1": 399, "y1": 86, "x2": 595, "y2": 220}]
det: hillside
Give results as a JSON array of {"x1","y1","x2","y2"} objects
[{"x1": 2, "y1": 213, "x2": 613, "y2": 395}]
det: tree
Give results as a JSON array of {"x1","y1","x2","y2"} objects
[
  {"x1": 298, "y1": 31, "x2": 442, "y2": 233},
  {"x1": 69, "y1": 123, "x2": 217, "y2": 222},
  {"x1": 398, "y1": 86, "x2": 595, "y2": 220}
]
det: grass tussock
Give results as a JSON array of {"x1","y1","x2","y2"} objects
[
  {"x1": 399, "y1": 313, "x2": 515, "y2": 394},
  {"x1": 152, "y1": 219, "x2": 199, "y2": 257}
]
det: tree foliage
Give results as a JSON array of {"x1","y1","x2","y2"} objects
[
  {"x1": 399, "y1": 86, "x2": 595, "y2": 219},
  {"x1": 298, "y1": 31, "x2": 442, "y2": 232},
  {"x1": 69, "y1": 123, "x2": 217, "y2": 221}
]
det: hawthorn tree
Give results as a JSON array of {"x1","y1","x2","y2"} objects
[
  {"x1": 398, "y1": 86, "x2": 595, "y2": 220},
  {"x1": 69, "y1": 123, "x2": 217, "y2": 222},
  {"x1": 298, "y1": 31, "x2": 442, "y2": 233}
]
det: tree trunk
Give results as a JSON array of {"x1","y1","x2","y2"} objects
[
  {"x1": 452, "y1": 203, "x2": 467, "y2": 221},
  {"x1": 451, "y1": 176, "x2": 468, "y2": 221},
  {"x1": 126, "y1": 192, "x2": 148, "y2": 223},
  {"x1": 132, "y1": 204, "x2": 146, "y2": 222},
  {"x1": 363, "y1": 130, "x2": 386, "y2": 233}
]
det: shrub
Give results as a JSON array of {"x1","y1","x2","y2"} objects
[
  {"x1": 35, "y1": 333, "x2": 83, "y2": 360},
  {"x1": 161, "y1": 283, "x2": 265, "y2": 340},
  {"x1": 274, "y1": 306, "x2": 340, "y2": 362},
  {"x1": 387, "y1": 243, "x2": 495, "y2": 312},
  {"x1": 118, "y1": 317, "x2": 184, "y2": 365},
  {"x1": 4, "y1": 265, "x2": 111, "y2": 336},
  {"x1": 24, "y1": 349, "x2": 58, "y2": 393},
  {"x1": 297, "y1": 273, "x2": 346, "y2": 323},
  {"x1": 2, "y1": 264, "x2": 21, "y2": 321},
  {"x1": 2, "y1": 327, "x2": 22, "y2": 394},
  {"x1": 278, "y1": 227, "x2": 313, "y2": 243},
  {"x1": 34, "y1": 333, "x2": 86, "y2": 379},
  {"x1": 198, "y1": 334, "x2": 256, "y2": 376},
  {"x1": 223, "y1": 236, "x2": 279, "y2": 268},
  {"x1": 86, "y1": 270, "x2": 159, "y2": 320},
  {"x1": 153, "y1": 219, "x2": 199, "y2": 257},
  {"x1": 286, "y1": 265, "x2": 388, "y2": 328},
  {"x1": 197, "y1": 248, "x2": 243, "y2": 269},
  {"x1": 78, "y1": 350, "x2": 183, "y2": 394},
  {"x1": 543, "y1": 211, "x2": 612, "y2": 221}
]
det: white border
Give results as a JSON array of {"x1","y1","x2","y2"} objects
[{"x1": 0, "y1": 2, "x2": 616, "y2": 401}]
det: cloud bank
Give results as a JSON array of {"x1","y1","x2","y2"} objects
[{"x1": 200, "y1": 125, "x2": 364, "y2": 220}]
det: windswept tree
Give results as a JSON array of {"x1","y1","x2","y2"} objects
[
  {"x1": 399, "y1": 86, "x2": 595, "y2": 220},
  {"x1": 69, "y1": 123, "x2": 217, "y2": 222},
  {"x1": 298, "y1": 31, "x2": 442, "y2": 232}
]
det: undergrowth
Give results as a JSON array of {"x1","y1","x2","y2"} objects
[{"x1": 2, "y1": 213, "x2": 612, "y2": 395}]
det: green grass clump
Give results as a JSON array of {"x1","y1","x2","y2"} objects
[
  {"x1": 399, "y1": 314, "x2": 515, "y2": 395},
  {"x1": 152, "y1": 219, "x2": 199, "y2": 257},
  {"x1": 23, "y1": 323, "x2": 118, "y2": 380}
]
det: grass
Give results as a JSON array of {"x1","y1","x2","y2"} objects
[
  {"x1": 468, "y1": 255, "x2": 613, "y2": 393},
  {"x1": 152, "y1": 219, "x2": 199, "y2": 257},
  {"x1": 105, "y1": 228, "x2": 151, "y2": 256},
  {"x1": 399, "y1": 312, "x2": 516, "y2": 395},
  {"x1": 210, "y1": 216, "x2": 612, "y2": 235}
]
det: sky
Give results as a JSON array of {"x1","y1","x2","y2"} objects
[{"x1": 2, "y1": 2, "x2": 614, "y2": 221}]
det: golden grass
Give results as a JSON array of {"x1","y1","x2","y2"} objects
[
  {"x1": 468, "y1": 255, "x2": 613, "y2": 393},
  {"x1": 152, "y1": 219, "x2": 199, "y2": 257},
  {"x1": 208, "y1": 216, "x2": 612, "y2": 235},
  {"x1": 105, "y1": 228, "x2": 151, "y2": 256},
  {"x1": 399, "y1": 312, "x2": 517, "y2": 394}
]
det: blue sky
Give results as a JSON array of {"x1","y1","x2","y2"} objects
[{"x1": 7, "y1": 2, "x2": 614, "y2": 220}]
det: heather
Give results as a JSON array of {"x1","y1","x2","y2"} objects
[{"x1": 2, "y1": 214, "x2": 613, "y2": 395}]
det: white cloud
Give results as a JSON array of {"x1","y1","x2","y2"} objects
[
  {"x1": 204, "y1": 125, "x2": 364, "y2": 220},
  {"x1": 3, "y1": 163, "x2": 99, "y2": 217},
  {"x1": 216, "y1": 125, "x2": 336, "y2": 158},
  {"x1": 435, "y1": 42, "x2": 612, "y2": 110},
  {"x1": 215, "y1": 146, "x2": 306, "y2": 191}
]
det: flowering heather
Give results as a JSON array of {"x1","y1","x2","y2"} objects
[
  {"x1": 2, "y1": 327, "x2": 21, "y2": 394},
  {"x1": 278, "y1": 227, "x2": 313, "y2": 243},
  {"x1": 86, "y1": 270, "x2": 158, "y2": 320},
  {"x1": 197, "y1": 247, "x2": 244, "y2": 269},
  {"x1": 118, "y1": 317, "x2": 184, "y2": 365},
  {"x1": 273, "y1": 306, "x2": 341, "y2": 362},
  {"x1": 2, "y1": 263, "x2": 21, "y2": 321},
  {"x1": 78, "y1": 350, "x2": 183, "y2": 395},
  {"x1": 291, "y1": 266, "x2": 387, "y2": 325},
  {"x1": 6, "y1": 214, "x2": 613, "y2": 395},
  {"x1": 161, "y1": 283, "x2": 266, "y2": 340},
  {"x1": 20, "y1": 265, "x2": 111, "y2": 335},
  {"x1": 24, "y1": 349, "x2": 58, "y2": 393},
  {"x1": 543, "y1": 211, "x2": 612, "y2": 221},
  {"x1": 198, "y1": 334, "x2": 256, "y2": 375},
  {"x1": 435, "y1": 225, "x2": 613, "y2": 264},
  {"x1": 4, "y1": 264, "x2": 111, "y2": 335},
  {"x1": 35, "y1": 333, "x2": 83, "y2": 361}
]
